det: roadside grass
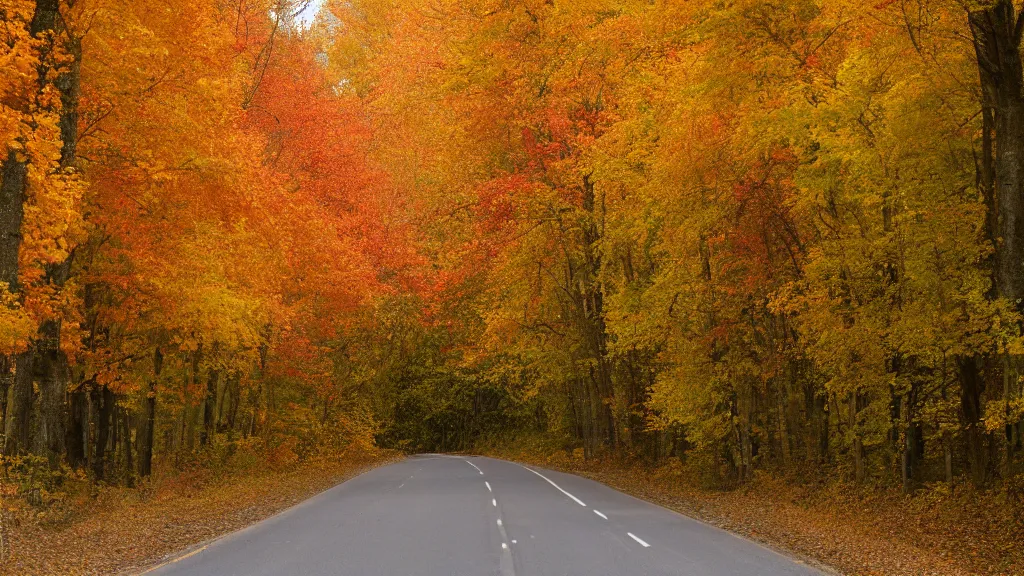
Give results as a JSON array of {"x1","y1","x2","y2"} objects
[
  {"x1": 484, "y1": 442, "x2": 1022, "y2": 576},
  {"x1": 0, "y1": 450, "x2": 400, "y2": 576}
]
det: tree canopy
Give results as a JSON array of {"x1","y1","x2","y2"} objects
[{"x1": 2, "y1": 0, "x2": 1024, "y2": 497}]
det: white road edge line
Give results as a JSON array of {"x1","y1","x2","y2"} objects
[
  {"x1": 593, "y1": 509, "x2": 608, "y2": 520},
  {"x1": 627, "y1": 532, "x2": 651, "y2": 548},
  {"x1": 519, "y1": 465, "x2": 587, "y2": 507},
  {"x1": 464, "y1": 459, "x2": 484, "y2": 475},
  {"x1": 485, "y1": 481, "x2": 492, "y2": 492}
]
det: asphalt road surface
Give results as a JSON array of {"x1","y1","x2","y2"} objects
[{"x1": 147, "y1": 455, "x2": 826, "y2": 576}]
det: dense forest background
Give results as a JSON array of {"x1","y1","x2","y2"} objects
[{"x1": 4, "y1": 0, "x2": 1024, "y2": 516}]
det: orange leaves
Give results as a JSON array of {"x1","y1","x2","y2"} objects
[
  {"x1": 0, "y1": 0, "x2": 42, "y2": 136},
  {"x1": 0, "y1": 287, "x2": 34, "y2": 353},
  {"x1": 0, "y1": 0, "x2": 86, "y2": 356}
]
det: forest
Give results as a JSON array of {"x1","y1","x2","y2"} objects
[{"x1": 2, "y1": 0, "x2": 1024, "y2": 571}]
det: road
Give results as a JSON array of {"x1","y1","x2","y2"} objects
[{"x1": 147, "y1": 455, "x2": 826, "y2": 576}]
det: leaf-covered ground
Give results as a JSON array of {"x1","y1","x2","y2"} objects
[
  {"x1": 485, "y1": 449, "x2": 1022, "y2": 576},
  {"x1": 0, "y1": 453, "x2": 400, "y2": 575}
]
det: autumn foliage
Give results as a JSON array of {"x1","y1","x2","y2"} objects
[{"x1": 2, "y1": 0, "x2": 1024, "y2": 572}]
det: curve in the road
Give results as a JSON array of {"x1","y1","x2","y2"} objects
[{"x1": 145, "y1": 455, "x2": 828, "y2": 576}]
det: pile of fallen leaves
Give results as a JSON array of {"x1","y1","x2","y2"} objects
[
  {"x1": 0, "y1": 451, "x2": 400, "y2": 575},
  {"x1": 486, "y1": 447, "x2": 1022, "y2": 576}
]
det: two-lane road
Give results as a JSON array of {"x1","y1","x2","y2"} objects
[{"x1": 148, "y1": 455, "x2": 826, "y2": 576}]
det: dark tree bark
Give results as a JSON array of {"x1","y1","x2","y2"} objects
[
  {"x1": 3, "y1": 352, "x2": 34, "y2": 455},
  {"x1": 971, "y1": 1, "x2": 1024, "y2": 310},
  {"x1": 227, "y1": 373, "x2": 241, "y2": 431},
  {"x1": 959, "y1": 355, "x2": 990, "y2": 486},
  {"x1": 92, "y1": 385, "x2": 114, "y2": 480},
  {"x1": 0, "y1": 152, "x2": 27, "y2": 294},
  {"x1": 121, "y1": 407, "x2": 133, "y2": 486},
  {"x1": 201, "y1": 368, "x2": 219, "y2": 446},
  {"x1": 0, "y1": 355, "x2": 9, "y2": 435},
  {"x1": 138, "y1": 347, "x2": 161, "y2": 477},
  {"x1": 33, "y1": 255, "x2": 74, "y2": 465},
  {"x1": 969, "y1": 0, "x2": 1024, "y2": 482},
  {"x1": 578, "y1": 174, "x2": 616, "y2": 449},
  {"x1": 65, "y1": 388, "x2": 87, "y2": 468}
]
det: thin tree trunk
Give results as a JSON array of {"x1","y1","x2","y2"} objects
[
  {"x1": 850, "y1": 393, "x2": 865, "y2": 483},
  {"x1": 227, "y1": 373, "x2": 240, "y2": 431},
  {"x1": 138, "y1": 347, "x2": 161, "y2": 477},
  {"x1": 777, "y1": 380, "x2": 791, "y2": 466},
  {"x1": 65, "y1": 388, "x2": 87, "y2": 468},
  {"x1": 201, "y1": 368, "x2": 218, "y2": 446},
  {"x1": 92, "y1": 385, "x2": 114, "y2": 480},
  {"x1": 122, "y1": 407, "x2": 134, "y2": 487}
]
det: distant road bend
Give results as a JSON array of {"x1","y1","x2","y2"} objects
[{"x1": 147, "y1": 455, "x2": 825, "y2": 576}]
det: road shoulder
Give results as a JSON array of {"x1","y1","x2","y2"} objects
[
  {"x1": 3, "y1": 453, "x2": 401, "y2": 576},
  {"x1": 478, "y1": 451, "x2": 998, "y2": 576}
]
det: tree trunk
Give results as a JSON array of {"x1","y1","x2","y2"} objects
[
  {"x1": 65, "y1": 388, "x2": 87, "y2": 468},
  {"x1": 92, "y1": 385, "x2": 114, "y2": 480},
  {"x1": 777, "y1": 380, "x2": 791, "y2": 466},
  {"x1": 138, "y1": 347, "x2": 161, "y2": 477},
  {"x1": 227, "y1": 373, "x2": 241, "y2": 431},
  {"x1": 3, "y1": 351, "x2": 34, "y2": 455},
  {"x1": 959, "y1": 355, "x2": 990, "y2": 486},
  {"x1": 0, "y1": 150, "x2": 26, "y2": 293},
  {"x1": 849, "y1": 393, "x2": 865, "y2": 483},
  {"x1": 971, "y1": 1, "x2": 1024, "y2": 311},
  {"x1": 121, "y1": 407, "x2": 134, "y2": 487},
  {"x1": 201, "y1": 368, "x2": 218, "y2": 446},
  {"x1": 0, "y1": 356, "x2": 8, "y2": 436},
  {"x1": 970, "y1": 0, "x2": 1024, "y2": 484},
  {"x1": 34, "y1": 313, "x2": 71, "y2": 465},
  {"x1": 579, "y1": 174, "x2": 616, "y2": 450}
]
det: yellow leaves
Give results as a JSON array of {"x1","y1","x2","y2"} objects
[
  {"x1": 0, "y1": 286, "x2": 34, "y2": 355},
  {"x1": 982, "y1": 397, "x2": 1024, "y2": 433},
  {"x1": 0, "y1": 1, "x2": 44, "y2": 160},
  {"x1": 21, "y1": 167, "x2": 86, "y2": 274}
]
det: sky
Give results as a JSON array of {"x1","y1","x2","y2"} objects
[{"x1": 296, "y1": 0, "x2": 324, "y2": 26}]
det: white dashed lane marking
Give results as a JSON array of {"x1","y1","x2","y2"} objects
[
  {"x1": 627, "y1": 532, "x2": 651, "y2": 548},
  {"x1": 477, "y1": 458, "x2": 652, "y2": 558}
]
